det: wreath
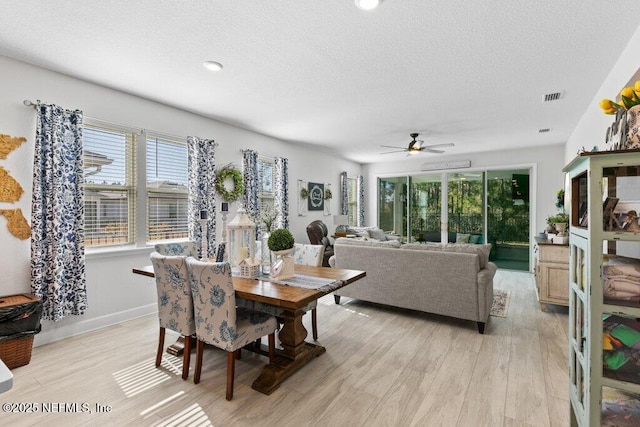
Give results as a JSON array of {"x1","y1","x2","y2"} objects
[{"x1": 215, "y1": 165, "x2": 244, "y2": 202}]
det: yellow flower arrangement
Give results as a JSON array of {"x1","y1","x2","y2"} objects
[{"x1": 599, "y1": 80, "x2": 640, "y2": 114}]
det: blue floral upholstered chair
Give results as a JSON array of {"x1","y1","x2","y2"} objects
[
  {"x1": 150, "y1": 252, "x2": 196, "y2": 380},
  {"x1": 186, "y1": 258, "x2": 277, "y2": 400},
  {"x1": 154, "y1": 241, "x2": 198, "y2": 257},
  {"x1": 293, "y1": 243, "x2": 325, "y2": 340}
]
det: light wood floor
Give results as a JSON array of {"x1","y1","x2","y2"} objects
[{"x1": 3, "y1": 270, "x2": 569, "y2": 426}]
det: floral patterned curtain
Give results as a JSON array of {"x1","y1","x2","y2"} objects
[
  {"x1": 274, "y1": 157, "x2": 289, "y2": 229},
  {"x1": 242, "y1": 149, "x2": 259, "y2": 225},
  {"x1": 340, "y1": 171, "x2": 348, "y2": 215},
  {"x1": 357, "y1": 175, "x2": 365, "y2": 226},
  {"x1": 187, "y1": 136, "x2": 217, "y2": 258},
  {"x1": 31, "y1": 102, "x2": 87, "y2": 321}
]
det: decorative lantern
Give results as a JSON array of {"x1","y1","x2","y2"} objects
[{"x1": 226, "y1": 207, "x2": 258, "y2": 277}]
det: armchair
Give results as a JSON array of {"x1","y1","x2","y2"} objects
[{"x1": 305, "y1": 220, "x2": 334, "y2": 267}]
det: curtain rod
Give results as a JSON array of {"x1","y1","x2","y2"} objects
[{"x1": 24, "y1": 99, "x2": 188, "y2": 141}]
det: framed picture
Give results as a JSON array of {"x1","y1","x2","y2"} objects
[{"x1": 307, "y1": 182, "x2": 324, "y2": 211}]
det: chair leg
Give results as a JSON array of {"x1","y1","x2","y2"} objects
[
  {"x1": 334, "y1": 295, "x2": 341, "y2": 304},
  {"x1": 226, "y1": 351, "x2": 236, "y2": 400},
  {"x1": 477, "y1": 322, "x2": 485, "y2": 334},
  {"x1": 156, "y1": 327, "x2": 165, "y2": 367},
  {"x1": 311, "y1": 308, "x2": 318, "y2": 340},
  {"x1": 268, "y1": 333, "x2": 275, "y2": 362},
  {"x1": 181, "y1": 335, "x2": 191, "y2": 380},
  {"x1": 194, "y1": 340, "x2": 204, "y2": 384}
]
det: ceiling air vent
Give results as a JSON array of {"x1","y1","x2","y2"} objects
[
  {"x1": 538, "y1": 128, "x2": 551, "y2": 133},
  {"x1": 542, "y1": 92, "x2": 563, "y2": 102}
]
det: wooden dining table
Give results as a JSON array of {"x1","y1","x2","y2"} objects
[{"x1": 133, "y1": 264, "x2": 365, "y2": 395}]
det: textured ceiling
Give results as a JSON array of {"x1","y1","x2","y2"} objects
[{"x1": 2, "y1": 1, "x2": 640, "y2": 164}]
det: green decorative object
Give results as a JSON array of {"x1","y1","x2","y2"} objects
[
  {"x1": 267, "y1": 228, "x2": 294, "y2": 252},
  {"x1": 300, "y1": 187, "x2": 309, "y2": 199},
  {"x1": 215, "y1": 164, "x2": 244, "y2": 202},
  {"x1": 324, "y1": 188, "x2": 332, "y2": 200}
]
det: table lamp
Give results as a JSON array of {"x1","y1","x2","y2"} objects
[{"x1": 333, "y1": 215, "x2": 349, "y2": 237}]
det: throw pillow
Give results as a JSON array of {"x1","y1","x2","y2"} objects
[
  {"x1": 456, "y1": 233, "x2": 471, "y2": 243},
  {"x1": 469, "y1": 234, "x2": 481, "y2": 244},
  {"x1": 367, "y1": 228, "x2": 388, "y2": 241}
]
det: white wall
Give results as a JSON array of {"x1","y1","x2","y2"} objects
[
  {"x1": 0, "y1": 55, "x2": 360, "y2": 345},
  {"x1": 362, "y1": 144, "x2": 567, "y2": 241},
  {"x1": 566, "y1": 25, "x2": 640, "y2": 160}
]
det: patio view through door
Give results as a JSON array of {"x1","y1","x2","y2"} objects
[{"x1": 378, "y1": 167, "x2": 531, "y2": 271}]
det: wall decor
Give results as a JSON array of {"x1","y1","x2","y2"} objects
[
  {"x1": 215, "y1": 164, "x2": 244, "y2": 202},
  {"x1": 307, "y1": 182, "x2": 324, "y2": 211},
  {"x1": 0, "y1": 208, "x2": 31, "y2": 240},
  {"x1": 324, "y1": 184, "x2": 332, "y2": 216},
  {"x1": 0, "y1": 166, "x2": 24, "y2": 202},
  {"x1": 0, "y1": 134, "x2": 26, "y2": 159},
  {"x1": 297, "y1": 180, "x2": 307, "y2": 216}
]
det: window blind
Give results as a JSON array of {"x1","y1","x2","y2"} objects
[
  {"x1": 83, "y1": 125, "x2": 136, "y2": 247},
  {"x1": 146, "y1": 135, "x2": 189, "y2": 242}
]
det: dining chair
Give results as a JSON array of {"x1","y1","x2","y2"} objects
[
  {"x1": 150, "y1": 252, "x2": 196, "y2": 380},
  {"x1": 293, "y1": 243, "x2": 325, "y2": 340},
  {"x1": 186, "y1": 258, "x2": 278, "y2": 400},
  {"x1": 154, "y1": 241, "x2": 198, "y2": 257}
]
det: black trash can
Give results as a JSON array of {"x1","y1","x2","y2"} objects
[{"x1": 0, "y1": 294, "x2": 42, "y2": 369}]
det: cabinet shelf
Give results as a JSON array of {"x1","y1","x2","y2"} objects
[{"x1": 565, "y1": 151, "x2": 640, "y2": 426}]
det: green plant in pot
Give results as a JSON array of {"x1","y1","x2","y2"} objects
[
  {"x1": 546, "y1": 213, "x2": 569, "y2": 235},
  {"x1": 268, "y1": 228, "x2": 295, "y2": 279},
  {"x1": 268, "y1": 228, "x2": 295, "y2": 254}
]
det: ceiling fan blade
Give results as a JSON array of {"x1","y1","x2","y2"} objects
[
  {"x1": 380, "y1": 149, "x2": 408, "y2": 154},
  {"x1": 380, "y1": 145, "x2": 406, "y2": 149},
  {"x1": 423, "y1": 148, "x2": 445, "y2": 153},
  {"x1": 423, "y1": 143, "x2": 455, "y2": 149}
]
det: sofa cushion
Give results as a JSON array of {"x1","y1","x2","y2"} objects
[
  {"x1": 367, "y1": 228, "x2": 388, "y2": 241},
  {"x1": 402, "y1": 242, "x2": 491, "y2": 268},
  {"x1": 334, "y1": 237, "x2": 401, "y2": 248},
  {"x1": 469, "y1": 234, "x2": 482, "y2": 244},
  {"x1": 456, "y1": 233, "x2": 471, "y2": 243}
]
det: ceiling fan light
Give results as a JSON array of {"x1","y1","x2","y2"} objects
[{"x1": 355, "y1": 0, "x2": 381, "y2": 11}]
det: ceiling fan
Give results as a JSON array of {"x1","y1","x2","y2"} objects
[{"x1": 380, "y1": 133, "x2": 454, "y2": 155}]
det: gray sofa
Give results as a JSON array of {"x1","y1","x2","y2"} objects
[{"x1": 330, "y1": 238, "x2": 497, "y2": 333}]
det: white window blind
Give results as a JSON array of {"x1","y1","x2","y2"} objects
[
  {"x1": 83, "y1": 125, "x2": 136, "y2": 247},
  {"x1": 347, "y1": 177, "x2": 357, "y2": 226},
  {"x1": 258, "y1": 157, "x2": 275, "y2": 216},
  {"x1": 146, "y1": 134, "x2": 189, "y2": 242}
]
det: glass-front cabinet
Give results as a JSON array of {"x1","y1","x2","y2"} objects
[{"x1": 564, "y1": 151, "x2": 640, "y2": 427}]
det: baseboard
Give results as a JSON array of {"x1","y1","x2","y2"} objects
[{"x1": 33, "y1": 303, "x2": 158, "y2": 347}]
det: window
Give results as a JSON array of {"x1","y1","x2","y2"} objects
[
  {"x1": 83, "y1": 125, "x2": 136, "y2": 247},
  {"x1": 347, "y1": 177, "x2": 357, "y2": 226},
  {"x1": 146, "y1": 135, "x2": 189, "y2": 242},
  {"x1": 83, "y1": 122, "x2": 190, "y2": 248},
  {"x1": 257, "y1": 157, "x2": 275, "y2": 214}
]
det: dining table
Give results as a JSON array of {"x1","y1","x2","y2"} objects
[{"x1": 133, "y1": 263, "x2": 365, "y2": 395}]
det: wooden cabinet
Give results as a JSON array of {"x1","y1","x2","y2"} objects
[{"x1": 535, "y1": 243, "x2": 569, "y2": 311}]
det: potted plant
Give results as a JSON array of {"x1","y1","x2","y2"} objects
[
  {"x1": 268, "y1": 228, "x2": 295, "y2": 279},
  {"x1": 268, "y1": 228, "x2": 295, "y2": 254},
  {"x1": 546, "y1": 213, "x2": 569, "y2": 236}
]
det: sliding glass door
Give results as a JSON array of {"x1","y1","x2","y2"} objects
[
  {"x1": 378, "y1": 176, "x2": 408, "y2": 241},
  {"x1": 486, "y1": 169, "x2": 530, "y2": 270},
  {"x1": 377, "y1": 167, "x2": 531, "y2": 270}
]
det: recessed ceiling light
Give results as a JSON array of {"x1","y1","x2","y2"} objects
[
  {"x1": 355, "y1": 0, "x2": 382, "y2": 11},
  {"x1": 203, "y1": 61, "x2": 223, "y2": 72}
]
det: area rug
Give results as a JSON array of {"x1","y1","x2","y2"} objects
[{"x1": 491, "y1": 288, "x2": 511, "y2": 318}]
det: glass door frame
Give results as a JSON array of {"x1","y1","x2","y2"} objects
[{"x1": 377, "y1": 163, "x2": 537, "y2": 271}]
